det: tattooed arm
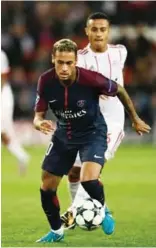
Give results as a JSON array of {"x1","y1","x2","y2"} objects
[
  {"x1": 87, "y1": 70, "x2": 151, "y2": 135},
  {"x1": 117, "y1": 85, "x2": 151, "y2": 135},
  {"x1": 117, "y1": 85, "x2": 139, "y2": 121}
]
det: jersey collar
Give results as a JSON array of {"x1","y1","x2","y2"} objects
[{"x1": 86, "y1": 43, "x2": 109, "y2": 55}]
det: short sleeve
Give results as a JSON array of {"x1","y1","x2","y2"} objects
[
  {"x1": 95, "y1": 72, "x2": 118, "y2": 96},
  {"x1": 34, "y1": 76, "x2": 48, "y2": 112},
  {"x1": 79, "y1": 68, "x2": 118, "y2": 97}
]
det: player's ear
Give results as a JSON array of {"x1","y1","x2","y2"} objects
[
  {"x1": 85, "y1": 27, "x2": 88, "y2": 36},
  {"x1": 51, "y1": 55, "x2": 55, "y2": 64}
]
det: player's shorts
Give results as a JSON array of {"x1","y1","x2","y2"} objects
[
  {"x1": 75, "y1": 125, "x2": 124, "y2": 166},
  {"x1": 1, "y1": 84, "x2": 14, "y2": 134},
  {"x1": 42, "y1": 131, "x2": 107, "y2": 176}
]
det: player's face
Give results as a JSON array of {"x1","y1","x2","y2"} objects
[
  {"x1": 53, "y1": 51, "x2": 77, "y2": 81},
  {"x1": 85, "y1": 19, "x2": 110, "y2": 52}
]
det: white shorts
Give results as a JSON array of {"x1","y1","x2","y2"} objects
[
  {"x1": 75, "y1": 126, "x2": 124, "y2": 166},
  {"x1": 1, "y1": 83, "x2": 14, "y2": 135},
  {"x1": 105, "y1": 126, "x2": 124, "y2": 160}
]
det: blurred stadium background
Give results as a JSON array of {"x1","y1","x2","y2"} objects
[
  {"x1": 1, "y1": 0, "x2": 156, "y2": 145},
  {"x1": 1, "y1": 1, "x2": 156, "y2": 247}
]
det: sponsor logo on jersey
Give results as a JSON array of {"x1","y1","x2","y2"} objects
[{"x1": 54, "y1": 109, "x2": 87, "y2": 119}]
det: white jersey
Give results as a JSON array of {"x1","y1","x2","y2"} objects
[
  {"x1": 1, "y1": 50, "x2": 10, "y2": 74},
  {"x1": 1, "y1": 50, "x2": 14, "y2": 133},
  {"x1": 77, "y1": 44, "x2": 127, "y2": 129}
]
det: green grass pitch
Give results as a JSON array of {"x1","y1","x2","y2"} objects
[{"x1": 1, "y1": 144, "x2": 156, "y2": 247}]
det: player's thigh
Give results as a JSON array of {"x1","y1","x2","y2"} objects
[
  {"x1": 80, "y1": 161, "x2": 102, "y2": 181},
  {"x1": 79, "y1": 133, "x2": 107, "y2": 168},
  {"x1": 42, "y1": 138, "x2": 78, "y2": 176},
  {"x1": 68, "y1": 165, "x2": 81, "y2": 182},
  {"x1": 41, "y1": 170, "x2": 62, "y2": 191},
  {"x1": 105, "y1": 127, "x2": 124, "y2": 161},
  {"x1": 1, "y1": 85, "x2": 14, "y2": 121},
  {"x1": 68, "y1": 152, "x2": 81, "y2": 181},
  {"x1": 1, "y1": 88, "x2": 14, "y2": 134}
]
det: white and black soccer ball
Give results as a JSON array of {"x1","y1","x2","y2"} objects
[{"x1": 75, "y1": 198, "x2": 105, "y2": 230}]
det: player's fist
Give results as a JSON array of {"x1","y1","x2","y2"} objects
[
  {"x1": 38, "y1": 120, "x2": 55, "y2": 135},
  {"x1": 132, "y1": 118, "x2": 151, "y2": 135}
]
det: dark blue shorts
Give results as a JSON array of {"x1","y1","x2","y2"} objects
[
  {"x1": 79, "y1": 134, "x2": 107, "y2": 166},
  {"x1": 42, "y1": 132, "x2": 107, "y2": 176}
]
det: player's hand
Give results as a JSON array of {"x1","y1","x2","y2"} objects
[
  {"x1": 38, "y1": 120, "x2": 55, "y2": 135},
  {"x1": 132, "y1": 118, "x2": 151, "y2": 135},
  {"x1": 100, "y1": 95, "x2": 108, "y2": 100}
]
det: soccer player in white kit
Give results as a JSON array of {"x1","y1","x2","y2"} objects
[
  {"x1": 1, "y1": 50, "x2": 30, "y2": 175},
  {"x1": 61, "y1": 12, "x2": 128, "y2": 231}
]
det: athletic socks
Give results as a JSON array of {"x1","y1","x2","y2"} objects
[
  {"x1": 81, "y1": 179, "x2": 105, "y2": 205},
  {"x1": 40, "y1": 188, "x2": 62, "y2": 230},
  {"x1": 51, "y1": 226, "x2": 64, "y2": 235},
  {"x1": 68, "y1": 181, "x2": 80, "y2": 202},
  {"x1": 72, "y1": 183, "x2": 89, "y2": 209}
]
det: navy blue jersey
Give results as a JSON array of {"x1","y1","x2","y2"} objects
[{"x1": 35, "y1": 67, "x2": 118, "y2": 144}]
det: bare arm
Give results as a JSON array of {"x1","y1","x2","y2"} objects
[
  {"x1": 117, "y1": 85, "x2": 139, "y2": 122},
  {"x1": 33, "y1": 74, "x2": 55, "y2": 135},
  {"x1": 33, "y1": 112, "x2": 46, "y2": 130},
  {"x1": 33, "y1": 112, "x2": 54, "y2": 135},
  {"x1": 91, "y1": 70, "x2": 151, "y2": 135},
  {"x1": 117, "y1": 85, "x2": 151, "y2": 135}
]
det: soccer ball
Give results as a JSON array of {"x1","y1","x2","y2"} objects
[{"x1": 75, "y1": 198, "x2": 105, "y2": 230}]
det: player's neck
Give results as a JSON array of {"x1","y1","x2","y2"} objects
[{"x1": 90, "y1": 44, "x2": 108, "y2": 53}]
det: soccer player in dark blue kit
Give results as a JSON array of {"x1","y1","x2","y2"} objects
[{"x1": 33, "y1": 39, "x2": 151, "y2": 243}]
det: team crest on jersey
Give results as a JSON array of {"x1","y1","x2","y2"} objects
[{"x1": 77, "y1": 100, "x2": 85, "y2": 107}]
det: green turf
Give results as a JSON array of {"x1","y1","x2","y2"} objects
[{"x1": 1, "y1": 144, "x2": 156, "y2": 247}]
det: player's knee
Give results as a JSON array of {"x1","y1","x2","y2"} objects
[
  {"x1": 80, "y1": 174, "x2": 95, "y2": 182},
  {"x1": 41, "y1": 170, "x2": 61, "y2": 191},
  {"x1": 80, "y1": 169, "x2": 97, "y2": 182},
  {"x1": 68, "y1": 165, "x2": 81, "y2": 182},
  {"x1": 80, "y1": 162, "x2": 100, "y2": 182}
]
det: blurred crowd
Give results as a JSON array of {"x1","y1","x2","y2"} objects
[{"x1": 1, "y1": 1, "x2": 156, "y2": 132}]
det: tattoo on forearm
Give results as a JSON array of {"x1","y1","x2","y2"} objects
[{"x1": 117, "y1": 88, "x2": 138, "y2": 121}]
